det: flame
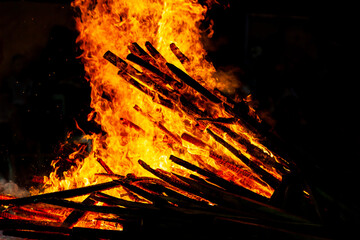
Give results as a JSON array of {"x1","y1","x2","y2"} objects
[{"x1": 41, "y1": 0, "x2": 288, "y2": 206}]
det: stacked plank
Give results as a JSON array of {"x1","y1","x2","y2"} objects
[
  {"x1": 0, "y1": 42, "x2": 328, "y2": 239},
  {"x1": 0, "y1": 156, "x2": 327, "y2": 239}
]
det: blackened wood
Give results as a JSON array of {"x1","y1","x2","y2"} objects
[
  {"x1": 119, "y1": 72, "x2": 174, "y2": 109},
  {"x1": 11, "y1": 206, "x2": 62, "y2": 221},
  {"x1": 169, "y1": 155, "x2": 252, "y2": 198},
  {"x1": 169, "y1": 155, "x2": 210, "y2": 177},
  {"x1": 0, "y1": 219, "x2": 125, "y2": 239},
  {"x1": 181, "y1": 133, "x2": 207, "y2": 148},
  {"x1": 40, "y1": 198, "x2": 146, "y2": 218},
  {"x1": 156, "y1": 122, "x2": 182, "y2": 144},
  {"x1": 0, "y1": 181, "x2": 121, "y2": 206},
  {"x1": 61, "y1": 194, "x2": 96, "y2": 228},
  {"x1": 0, "y1": 219, "x2": 67, "y2": 233},
  {"x1": 214, "y1": 88, "x2": 237, "y2": 106},
  {"x1": 170, "y1": 155, "x2": 268, "y2": 201},
  {"x1": 138, "y1": 160, "x2": 190, "y2": 191},
  {"x1": 127, "y1": 53, "x2": 183, "y2": 90},
  {"x1": 197, "y1": 117, "x2": 237, "y2": 124},
  {"x1": 119, "y1": 71, "x2": 155, "y2": 98},
  {"x1": 92, "y1": 192, "x2": 157, "y2": 210},
  {"x1": 212, "y1": 123, "x2": 288, "y2": 174},
  {"x1": 180, "y1": 95, "x2": 207, "y2": 117},
  {"x1": 115, "y1": 179, "x2": 169, "y2": 206},
  {"x1": 104, "y1": 50, "x2": 141, "y2": 78},
  {"x1": 145, "y1": 41, "x2": 165, "y2": 61},
  {"x1": 170, "y1": 43, "x2": 189, "y2": 64},
  {"x1": 95, "y1": 173, "x2": 124, "y2": 179},
  {"x1": 103, "y1": 50, "x2": 128, "y2": 71},
  {"x1": 129, "y1": 42, "x2": 158, "y2": 67},
  {"x1": 206, "y1": 128, "x2": 280, "y2": 188},
  {"x1": 166, "y1": 63, "x2": 222, "y2": 104},
  {"x1": 96, "y1": 158, "x2": 114, "y2": 175},
  {"x1": 129, "y1": 42, "x2": 149, "y2": 58}
]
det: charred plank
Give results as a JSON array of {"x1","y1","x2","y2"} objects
[
  {"x1": 0, "y1": 181, "x2": 121, "y2": 206},
  {"x1": 166, "y1": 63, "x2": 222, "y2": 104},
  {"x1": 206, "y1": 129, "x2": 280, "y2": 188}
]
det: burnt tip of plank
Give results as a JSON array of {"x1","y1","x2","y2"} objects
[{"x1": 103, "y1": 50, "x2": 127, "y2": 70}]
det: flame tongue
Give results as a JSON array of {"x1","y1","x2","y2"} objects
[{"x1": 42, "y1": 0, "x2": 288, "y2": 200}]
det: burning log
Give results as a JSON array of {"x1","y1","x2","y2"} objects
[
  {"x1": 179, "y1": 95, "x2": 207, "y2": 117},
  {"x1": 166, "y1": 63, "x2": 222, "y2": 104},
  {"x1": 119, "y1": 71, "x2": 174, "y2": 109},
  {"x1": 214, "y1": 88, "x2": 237, "y2": 106},
  {"x1": 127, "y1": 53, "x2": 183, "y2": 90},
  {"x1": 170, "y1": 43, "x2": 189, "y2": 64},
  {"x1": 197, "y1": 117, "x2": 237, "y2": 124},
  {"x1": 96, "y1": 158, "x2": 115, "y2": 175},
  {"x1": 128, "y1": 42, "x2": 153, "y2": 62},
  {"x1": 61, "y1": 194, "x2": 97, "y2": 228},
  {"x1": 212, "y1": 123, "x2": 289, "y2": 174},
  {"x1": 206, "y1": 128, "x2": 280, "y2": 188},
  {"x1": 103, "y1": 50, "x2": 128, "y2": 71},
  {"x1": 0, "y1": 181, "x2": 121, "y2": 206},
  {"x1": 133, "y1": 105, "x2": 181, "y2": 144},
  {"x1": 138, "y1": 160, "x2": 190, "y2": 191},
  {"x1": 168, "y1": 155, "x2": 263, "y2": 200},
  {"x1": 145, "y1": 41, "x2": 166, "y2": 62},
  {"x1": 181, "y1": 132, "x2": 208, "y2": 148}
]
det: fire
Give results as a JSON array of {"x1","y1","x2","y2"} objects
[{"x1": 42, "y1": 0, "x2": 288, "y2": 202}]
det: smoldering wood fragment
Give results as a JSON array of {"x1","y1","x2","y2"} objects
[{"x1": 166, "y1": 63, "x2": 222, "y2": 104}]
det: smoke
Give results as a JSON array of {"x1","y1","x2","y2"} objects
[
  {"x1": 0, "y1": 231, "x2": 24, "y2": 240},
  {"x1": 0, "y1": 178, "x2": 29, "y2": 198},
  {"x1": 213, "y1": 66, "x2": 243, "y2": 96},
  {"x1": 0, "y1": 180, "x2": 29, "y2": 239}
]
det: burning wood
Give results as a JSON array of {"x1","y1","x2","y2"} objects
[{"x1": 0, "y1": 0, "x2": 329, "y2": 238}]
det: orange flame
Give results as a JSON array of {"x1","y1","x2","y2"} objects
[{"x1": 41, "y1": 0, "x2": 287, "y2": 203}]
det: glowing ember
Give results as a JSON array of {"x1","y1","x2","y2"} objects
[{"x1": 41, "y1": 0, "x2": 290, "y2": 203}]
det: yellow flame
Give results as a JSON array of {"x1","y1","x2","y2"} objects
[{"x1": 42, "y1": 0, "x2": 285, "y2": 201}]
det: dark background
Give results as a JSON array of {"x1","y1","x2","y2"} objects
[{"x1": 0, "y1": 0, "x2": 358, "y2": 237}]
